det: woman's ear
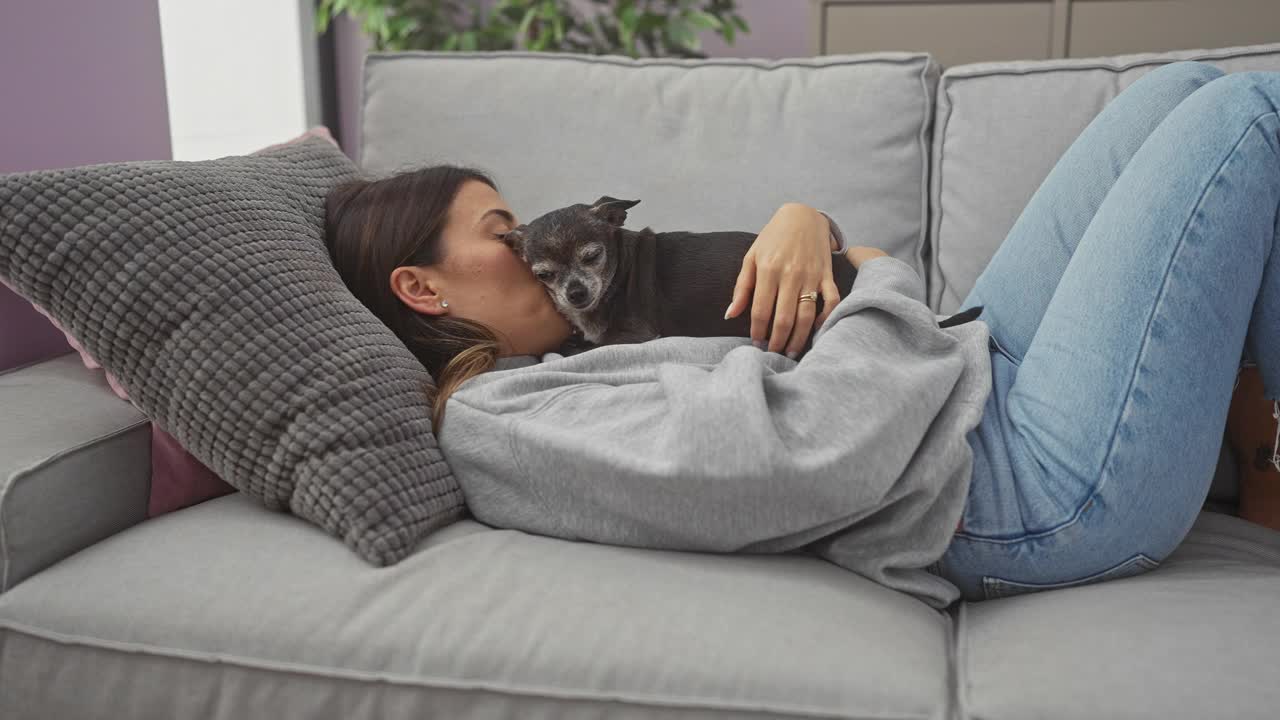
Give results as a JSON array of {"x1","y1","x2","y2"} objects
[{"x1": 389, "y1": 265, "x2": 448, "y2": 316}]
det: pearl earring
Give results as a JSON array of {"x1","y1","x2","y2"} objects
[{"x1": 441, "y1": 300, "x2": 449, "y2": 308}]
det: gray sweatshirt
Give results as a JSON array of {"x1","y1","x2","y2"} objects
[{"x1": 437, "y1": 255, "x2": 993, "y2": 609}]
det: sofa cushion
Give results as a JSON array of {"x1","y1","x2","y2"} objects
[
  {"x1": 0, "y1": 493, "x2": 955, "y2": 720},
  {"x1": 957, "y1": 510, "x2": 1280, "y2": 720},
  {"x1": 927, "y1": 41, "x2": 1280, "y2": 314},
  {"x1": 0, "y1": 353, "x2": 150, "y2": 592},
  {"x1": 361, "y1": 51, "x2": 940, "y2": 281},
  {"x1": 0, "y1": 137, "x2": 465, "y2": 567}
]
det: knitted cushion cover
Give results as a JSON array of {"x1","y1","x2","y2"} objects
[{"x1": 0, "y1": 136, "x2": 466, "y2": 565}]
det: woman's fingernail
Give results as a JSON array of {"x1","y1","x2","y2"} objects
[
  {"x1": 724, "y1": 307, "x2": 732, "y2": 320},
  {"x1": 753, "y1": 340, "x2": 766, "y2": 350},
  {"x1": 787, "y1": 351, "x2": 798, "y2": 360}
]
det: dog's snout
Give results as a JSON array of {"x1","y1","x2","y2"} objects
[{"x1": 566, "y1": 283, "x2": 589, "y2": 308}]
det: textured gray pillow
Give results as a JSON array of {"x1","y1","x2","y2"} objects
[{"x1": 0, "y1": 137, "x2": 465, "y2": 565}]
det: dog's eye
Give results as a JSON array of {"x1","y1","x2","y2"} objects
[
  {"x1": 534, "y1": 270, "x2": 554, "y2": 281},
  {"x1": 582, "y1": 249, "x2": 602, "y2": 262}
]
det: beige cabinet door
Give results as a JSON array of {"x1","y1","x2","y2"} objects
[
  {"x1": 817, "y1": 0, "x2": 1280, "y2": 66},
  {"x1": 819, "y1": 2, "x2": 1055, "y2": 67},
  {"x1": 1069, "y1": 0, "x2": 1280, "y2": 58}
]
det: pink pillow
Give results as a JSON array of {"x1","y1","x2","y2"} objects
[{"x1": 5, "y1": 127, "x2": 341, "y2": 518}]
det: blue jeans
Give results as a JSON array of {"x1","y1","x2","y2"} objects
[{"x1": 928, "y1": 62, "x2": 1280, "y2": 602}]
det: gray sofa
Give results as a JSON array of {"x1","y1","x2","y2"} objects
[{"x1": 5, "y1": 42, "x2": 1280, "y2": 719}]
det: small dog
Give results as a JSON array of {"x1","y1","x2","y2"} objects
[{"x1": 503, "y1": 196, "x2": 980, "y2": 353}]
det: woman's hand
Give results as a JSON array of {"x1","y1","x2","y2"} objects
[{"x1": 724, "y1": 203, "x2": 842, "y2": 358}]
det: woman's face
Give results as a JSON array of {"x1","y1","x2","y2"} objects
[{"x1": 389, "y1": 180, "x2": 574, "y2": 356}]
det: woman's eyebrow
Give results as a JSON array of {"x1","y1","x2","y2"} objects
[{"x1": 478, "y1": 208, "x2": 515, "y2": 226}]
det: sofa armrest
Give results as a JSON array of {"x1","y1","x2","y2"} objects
[{"x1": 0, "y1": 352, "x2": 150, "y2": 592}]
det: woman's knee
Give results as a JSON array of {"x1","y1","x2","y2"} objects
[
  {"x1": 1192, "y1": 70, "x2": 1280, "y2": 119},
  {"x1": 1126, "y1": 61, "x2": 1224, "y2": 103},
  {"x1": 1146, "y1": 60, "x2": 1225, "y2": 88},
  {"x1": 1177, "y1": 70, "x2": 1280, "y2": 142}
]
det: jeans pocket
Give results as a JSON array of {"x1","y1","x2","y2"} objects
[
  {"x1": 981, "y1": 553, "x2": 1162, "y2": 601},
  {"x1": 988, "y1": 334, "x2": 1021, "y2": 366}
]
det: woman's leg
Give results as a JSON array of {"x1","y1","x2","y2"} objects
[
  {"x1": 945, "y1": 70, "x2": 1280, "y2": 598},
  {"x1": 938, "y1": 61, "x2": 1221, "y2": 576},
  {"x1": 961, "y1": 61, "x2": 1225, "y2": 361}
]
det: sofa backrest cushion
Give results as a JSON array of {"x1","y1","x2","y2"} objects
[
  {"x1": 928, "y1": 42, "x2": 1280, "y2": 313},
  {"x1": 360, "y1": 51, "x2": 940, "y2": 280}
]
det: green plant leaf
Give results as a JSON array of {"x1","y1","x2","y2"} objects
[
  {"x1": 721, "y1": 20, "x2": 735, "y2": 44},
  {"x1": 516, "y1": 6, "x2": 538, "y2": 45},
  {"x1": 311, "y1": 0, "x2": 745, "y2": 56},
  {"x1": 619, "y1": 3, "x2": 640, "y2": 55},
  {"x1": 315, "y1": 0, "x2": 334, "y2": 34},
  {"x1": 687, "y1": 10, "x2": 721, "y2": 31},
  {"x1": 619, "y1": 3, "x2": 639, "y2": 33},
  {"x1": 532, "y1": 23, "x2": 552, "y2": 51},
  {"x1": 665, "y1": 14, "x2": 699, "y2": 51}
]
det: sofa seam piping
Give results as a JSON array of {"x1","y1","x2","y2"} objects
[
  {"x1": 0, "y1": 350, "x2": 78, "y2": 379},
  {"x1": 942, "y1": 45, "x2": 1280, "y2": 81},
  {"x1": 932, "y1": 76, "x2": 955, "y2": 311},
  {"x1": 940, "y1": 607, "x2": 961, "y2": 720},
  {"x1": 916, "y1": 57, "x2": 934, "y2": 292},
  {"x1": 365, "y1": 50, "x2": 931, "y2": 73}
]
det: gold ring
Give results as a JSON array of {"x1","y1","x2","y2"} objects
[{"x1": 798, "y1": 291, "x2": 818, "y2": 303}]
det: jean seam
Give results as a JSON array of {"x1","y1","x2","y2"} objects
[
  {"x1": 988, "y1": 333, "x2": 1022, "y2": 366},
  {"x1": 1083, "y1": 109, "x2": 1280, "y2": 533},
  {"x1": 932, "y1": 77, "x2": 957, "y2": 310},
  {"x1": 980, "y1": 552, "x2": 1161, "y2": 597}
]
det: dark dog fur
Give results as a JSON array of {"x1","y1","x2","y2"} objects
[{"x1": 503, "y1": 197, "x2": 980, "y2": 355}]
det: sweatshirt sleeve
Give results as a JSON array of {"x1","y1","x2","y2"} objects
[
  {"x1": 439, "y1": 255, "x2": 966, "y2": 554},
  {"x1": 817, "y1": 210, "x2": 848, "y2": 254}
]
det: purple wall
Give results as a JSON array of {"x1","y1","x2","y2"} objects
[
  {"x1": 0, "y1": 0, "x2": 172, "y2": 371},
  {"x1": 702, "y1": 0, "x2": 811, "y2": 59}
]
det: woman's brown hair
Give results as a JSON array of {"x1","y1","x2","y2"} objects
[{"x1": 324, "y1": 165, "x2": 501, "y2": 433}]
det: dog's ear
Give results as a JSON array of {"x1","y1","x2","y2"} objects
[
  {"x1": 588, "y1": 196, "x2": 640, "y2": 227},
  {"x1": 502, "y1": 225, "x2": 529, "y2": 256}
]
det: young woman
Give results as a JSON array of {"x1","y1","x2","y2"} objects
[{"x1": 325, "y1": 61, "x2": 1280, "y2": 606}]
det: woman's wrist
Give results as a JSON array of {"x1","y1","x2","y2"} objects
[
  {"x1": 816, "y1": 210, "x2": 846, "y2": 253},
  {"x1": 775, "y1": 202, "x2": 840, "y2": 253},
  {"x1": 844, "y1": 246, "x2": 889, "y2": 269}
]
